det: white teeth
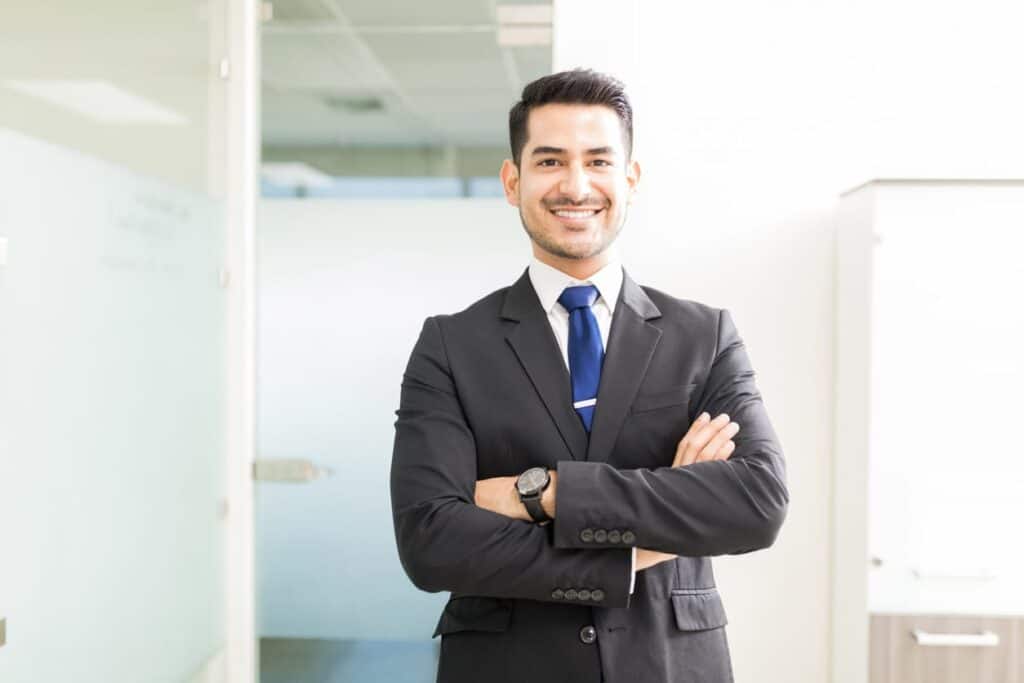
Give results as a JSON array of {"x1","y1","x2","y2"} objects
[{"x1": 554, "y1": 209, "x2": 599, "y2": 218}]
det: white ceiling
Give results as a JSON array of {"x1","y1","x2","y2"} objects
[{"x1": 261, "y1": 0, "x2": 552, "y2": 148}]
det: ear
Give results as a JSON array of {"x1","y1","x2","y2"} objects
[
  {"x1": 500, "y1": 158, "x2": 520, "y2": 207},
  {"x1": 625, "y1": 158, "x2": 641, "y2": 204}
]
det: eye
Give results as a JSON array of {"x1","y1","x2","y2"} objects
[
  {"x1": 591, "y1": 159, "x2": 612, "y2": 167},
  {"x1": 538, "y1": 158, "x2": 559, "y2": 167}
]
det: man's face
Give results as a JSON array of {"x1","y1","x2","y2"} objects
[{"x1": 500, "y1": 103, "x2": 641, "y2": 264}]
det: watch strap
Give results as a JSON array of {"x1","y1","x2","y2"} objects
[{"x1": 522, "y1": 493, "x2": 550, "y2": 523}]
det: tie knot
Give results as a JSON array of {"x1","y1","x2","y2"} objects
[{"x1": 558, "y1": 284, "x2": 600, "y2": 312}]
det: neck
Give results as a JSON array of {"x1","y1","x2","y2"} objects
[{"x1": 532, "y1": 246, "x2": 615, "y2": 281}]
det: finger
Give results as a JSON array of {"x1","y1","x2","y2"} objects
[
  {"x1": 713, "y1": 439, "x2": 736, "y2": 461},
  {"x1": 696, "y1": 421, "x2": 740, "y2": 462},
  {"x1": 679, "y1": 413, "x2": 730, "y2": 466},
  {"x1": 696, "y1": 422, "x2": 739, "y2": 462},
  {"x1": 679, "y1": 414, "x2": 728, "y2": 466},
  {"x1": 673, "y1": 412, "x2": 711, "y2": 466},
  {"x1": 673, "y1": 412, "x2": 710, "y2": 466}
]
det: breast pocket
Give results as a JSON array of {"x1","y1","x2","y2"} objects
[
  {"x1": 630, "y1": 382, "x2": 699, "y2": 415},
  {"x1": 615, "y1": 382, "x2": 700, "y2": 468}
]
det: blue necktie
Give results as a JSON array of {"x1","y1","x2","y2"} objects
[{"x1": 558, "y1": 285, "x2": 604, "y2": 432}]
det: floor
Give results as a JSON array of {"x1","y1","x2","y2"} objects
[{"x1": 259, "y1": 638, "x2": 439, "y2": 683}]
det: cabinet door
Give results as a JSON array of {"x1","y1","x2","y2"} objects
[
  {"x1": 868, "y1": 184, "x2": 1024, "y2": 614},
  {"x1": 870, "y1": 614, "x2": 1019, "y2": 683}
]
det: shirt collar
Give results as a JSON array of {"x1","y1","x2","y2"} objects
[{"x1": 528, "y1": 254, "x2": 623, "y2": 315}]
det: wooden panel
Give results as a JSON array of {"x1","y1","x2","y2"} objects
[
  {"x1": 871, "y1": 614, "x2": 1019, "y2": 683},
  {"x1": 1017, "y1": 618, "x2": 1023, "y2": 683}
]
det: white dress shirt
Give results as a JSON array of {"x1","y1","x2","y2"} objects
[{"x1": 527, "y1": 254, "x2": 638, "y2": 595}]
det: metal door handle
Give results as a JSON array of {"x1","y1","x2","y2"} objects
[
  {"x1": 253, "y1": 458, "x2": 334, "y2": 483},
  {"x1": 912, "y1": 629, "x2": 1000, "y2": 647}
]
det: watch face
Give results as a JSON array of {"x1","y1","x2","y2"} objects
[{"x1": 517, "y1": 467, "x2": 548, "y2": 496}]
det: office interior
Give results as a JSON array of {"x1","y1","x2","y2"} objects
[{"x1": 1, "y1": 0, "x2": 1023, "y2": 681}]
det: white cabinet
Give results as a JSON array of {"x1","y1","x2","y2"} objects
[{"x1": 831, "y1": 180, "x2": 1024, "y2": 683}]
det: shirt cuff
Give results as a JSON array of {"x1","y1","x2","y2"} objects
[{"x1": 629, "y1": 546, "x2": 637, "y2": 594}]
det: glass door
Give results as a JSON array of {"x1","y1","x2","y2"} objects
[{"x1": 0, "y1": 1, "x2": 243, "y2": 680}]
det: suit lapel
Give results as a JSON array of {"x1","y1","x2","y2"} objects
[
  {"x1": 586, "y1": 268, "x2": 663, "y2": 464},
  {"x1": 502, "y1": 268, "x2": 588, "y2": 461},
  {"x1": 501, "y1": 265, "x2": 663, "y2": 465}
]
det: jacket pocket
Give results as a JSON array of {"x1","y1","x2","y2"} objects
[
  {"x1": 670, "y1": 588, "x2": 729, "y2": 631},
  {"x1": 432, "y1": 596, "x2": 512, "y2": 638},
  {"x1": 631, "y1": 382, "x2": 699, "y2": 415}
]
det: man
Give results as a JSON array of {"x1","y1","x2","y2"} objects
[{"x1": 389, "y1": 68, "x2": 788, "y2": 683}]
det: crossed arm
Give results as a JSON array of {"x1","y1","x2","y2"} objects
[
  {"x1": 389, "y1": 309, "x2": 789, "y2": 609},
  {"x1": 473, "y1": 412, "x2": 743, "y2": 572}
]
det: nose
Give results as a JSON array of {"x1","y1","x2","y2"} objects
[{"x1": 558, "y1": 161, "x2": 592, "y2": 200}]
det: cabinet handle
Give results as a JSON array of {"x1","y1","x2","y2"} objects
[
  {"x1": 912, "y1": 566, "x2": 996, "y2": 581},
  {"x1": 911, "y1": 629, "x2": 999, "y2": 647}
]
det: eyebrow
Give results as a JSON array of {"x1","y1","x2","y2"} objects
[{"x1": 530, "y1": 146, "x2": 616, "y2": 156}]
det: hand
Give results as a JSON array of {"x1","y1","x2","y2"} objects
[
  {"x1": 474, "y1": 475, "x2": 529, "y2": 521},
  {"x1": 671, "y1": 412, "x2": 740, "y2": 467},
  {"x1": 634, "y1": 413, "x2": 741, "y2": 577},
  {"x1": 635, "y1": 548, "x2": 677, "y2": 571},
  {"x1": 474, "y1": 470, "x2": 557, "y2": 522}
]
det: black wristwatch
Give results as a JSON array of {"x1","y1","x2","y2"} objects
[{"x1": 516, "y1": 466, "x2": 552, "y2": 523}]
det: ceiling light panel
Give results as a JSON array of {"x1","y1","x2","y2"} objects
[
  {"x1": 3, "y1": 79, "x2": 188, "y2": 125},
  {"x1": 497, "y1": 26, "x2": 551, "y2": 47},
  {"x1": 265, "y1": 0, "x2": 339, "y2": 21},
  {"x1": 496, "y1": 5, "x2": 553, "y2": 25}
]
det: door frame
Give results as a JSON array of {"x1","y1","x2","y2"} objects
[{"x1": 223, "y1": 0, "x2": 260, "y2": 680}]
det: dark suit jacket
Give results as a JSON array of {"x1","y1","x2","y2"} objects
[{"x1": 390, "y1": 266, "x2": 789, "y2": 683}]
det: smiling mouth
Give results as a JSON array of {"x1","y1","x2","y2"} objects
[{"x1": 549, "y1": 208, "x2": 604, "y2": 220}]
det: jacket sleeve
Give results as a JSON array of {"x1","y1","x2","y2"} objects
[
  {"x1": 552, "y1": 308, "x2": 790, "y2": 557},
  {"x1": 390, "y1": 316, "x2": 634, "y2": 607}
]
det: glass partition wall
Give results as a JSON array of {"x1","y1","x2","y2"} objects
[{"x1": 0, "y1": 2, "x2": 242, "y2": 681}]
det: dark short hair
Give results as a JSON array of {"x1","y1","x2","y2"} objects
[{"x1": 508, "y1": 68, "x2": 633, "y2": 167}]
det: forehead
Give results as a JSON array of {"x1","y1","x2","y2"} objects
[{"x1": 524, "y1": 103, "x2": 625, "y2": 153}]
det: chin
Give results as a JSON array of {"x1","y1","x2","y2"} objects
[{"x1": 560, "y1": 243, "x2": 605, "y2": 260}]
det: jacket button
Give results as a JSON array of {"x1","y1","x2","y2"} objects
[
  {"x1": 551, "y1": 588, "x2": 565, "y2": 600},
  {"x1": 594, "y1": 529, "x2": 608, "y2": 543},
  {"x1": 564, "y1": 588, "x2": 578, "y2": 601},
  {"x1": 579, "y1": 625, "x2": 597, "y2": 644},
  {"x1": 621, "y1": 530, "x2": 636, "y2": 544},
  {"x1": 591, "y1": 589, "x2": 605, "y2": 601},
  {"x1": 580, "y1": 528, "x2": 594, "y2": 543},
  {"x1": 578, "y1": 588, "x2": 592, "y2": 601},
  {"x1": 607, "y1": 529, "x2": 622, "y2": 543}
]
